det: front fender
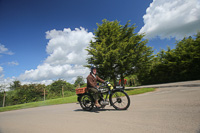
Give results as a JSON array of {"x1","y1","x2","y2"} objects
[{"x1": 110, "y1": 88, "x2": 124, "y2": 94}]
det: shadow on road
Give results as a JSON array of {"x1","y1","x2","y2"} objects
[
  {"x1": 197, "y1": 128, "x2": 200, "y2": 133},
  {"x1": 74, "y1": 108, "x2": 124, "y2": 113}
]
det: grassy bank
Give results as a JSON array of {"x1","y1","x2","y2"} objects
[
  {"x1": 125, "y1": 88, "x2": 155, "y2": 95},
  {"x1": 0, "y1": 88, "x2": 155, "y2": 112}
]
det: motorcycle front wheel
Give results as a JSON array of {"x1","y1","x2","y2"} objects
[
  {"x1": 79, "y1": 93, "x2": 94, "y2": 111},
  {"x1": 110, "y1": 90, "x2": 130, "y2": 110}
]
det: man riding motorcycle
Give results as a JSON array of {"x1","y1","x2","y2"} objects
[{"x1": 87, "y1": 66, "x2": 105, "y2": 107}]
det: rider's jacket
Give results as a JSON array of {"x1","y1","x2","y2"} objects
[{"x1": 87, "y1": 72, "x2": 104, "y2": 89}]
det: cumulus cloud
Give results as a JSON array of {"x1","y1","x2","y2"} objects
[
  {"x1": 45, "y1": 27, "x2": 93, "y2": 65},
  {"x1": 0, "y1": 44, "x2": 14, "y2": 55},
  {"x1": 18, "y1": 27, "x2": 94, "y2": 84},
  {"x1": 139, "y1": 0, "x2": 200, "y2": 39}
]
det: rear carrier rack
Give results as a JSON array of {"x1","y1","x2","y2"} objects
[{"x1": 76, "y1": 87, "x2": 87, "y2": 94}]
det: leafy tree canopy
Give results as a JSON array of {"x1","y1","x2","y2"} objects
[
  {"x1": 86, "y1": 19, "x2": 153, "y2": 85},
  {"x1": 74, "y1": 76, "x2": 85, "y2": 87}
]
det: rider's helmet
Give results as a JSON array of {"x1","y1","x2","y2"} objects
[{"x1": 91, "y1": 66, "x2": 97, "y2": 73}]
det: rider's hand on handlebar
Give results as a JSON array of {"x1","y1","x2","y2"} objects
[{"x1": 95, "y1": 86, "x2": 100, "y2": 90}]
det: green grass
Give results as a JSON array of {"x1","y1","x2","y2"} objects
[
  {"x1": 0, "y1": 88, "x2": 155, "y2": 112},
  {"x1": 0, "y1": 96, "x2": 78, "y2": 112},
  {"x1": 125, "y1": 88, "x2": 155, "y2": 95}
]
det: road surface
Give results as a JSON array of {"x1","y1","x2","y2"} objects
[{"x1": 0, "y1": 81, "x2": 200, "y2": 133}]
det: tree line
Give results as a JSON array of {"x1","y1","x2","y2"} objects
[
  {"x1": 0, "y1": 77, "x2": 85, "y2": 107},
  {"x1": 138, "y1": 33, "x2": 200, "y2": 85}
]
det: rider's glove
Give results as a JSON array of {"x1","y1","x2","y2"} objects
[{"x1": 95, "y1": 86, "x2": 99, "y2": 90}]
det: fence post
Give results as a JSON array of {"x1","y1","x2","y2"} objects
[
  {"x1": 3, "y1": 91, "x2": 6, "y2": 107},
  {"x1": 44, "y1": 88, "x2": 45, "y2": 101},
  {"x1": 62, "y1": 86, "x2": 64, "y2": 98}
]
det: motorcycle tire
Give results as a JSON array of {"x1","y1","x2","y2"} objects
[
  {"x1": 79, "y1": 93, "x2": 94, "y2": 111},
  {"x1": 110, "y1": 90, "x2": 130, "y2": 110}
]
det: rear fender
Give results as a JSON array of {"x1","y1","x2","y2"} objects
[{"x1": 77, "y1": 94, "x2": 82, "y2": 102}]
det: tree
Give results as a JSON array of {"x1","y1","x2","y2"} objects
[
  {"x1": 49, "y1": 79, "x2": 74, "y2": 96},
  {"x1": 141, "y1": 32, "x2": 200, "y2": 85},
  {"x1": 174, "y1": 34, "x2": 200, "y2": 80},
  {"x1": 74, "y1": 76, "x2": 85, "y2": 87},
  {"x1": 0, "y1": 84, "x2": 6, "y2": 107},
  {"x1": 6, "y1": 83, "x2": 46, "y2": 105},
  {"x1": 9, "y1": 80, "x2": 21, "y2": 90},
  {"x1": 86, "y1": 19, "x2": 153, "y2": 86}
]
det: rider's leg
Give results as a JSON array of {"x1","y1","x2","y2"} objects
[{"x1": 89, "y1": 87, "x2": 101, "y2": 107}]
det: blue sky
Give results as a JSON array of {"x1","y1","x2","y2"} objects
[{"x1": 0, "y1": 0, "x2": 200, "y2": 85}]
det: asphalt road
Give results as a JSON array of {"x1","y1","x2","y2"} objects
[{"x1": 0, "y1": 81, "x2": 200, "y2": 133}]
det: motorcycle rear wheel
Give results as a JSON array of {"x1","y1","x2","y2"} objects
[
  {"x1": 110, "y1": 90, "x2": 130, "y2": 110},
  {"x1": 79, "y1": 93, "x2": 94, "y2": 111}
]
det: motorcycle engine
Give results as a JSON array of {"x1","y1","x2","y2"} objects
[{"x1": 100, "y1": 100, "x2": 109, "y2": 105}]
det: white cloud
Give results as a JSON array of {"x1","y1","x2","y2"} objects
[
  {"x1": 0, "y1": 66, "x2": 17, "y2": 88},
  {"x1": 0, "y1": 66, "x2": 3, "y2": 73},
  {"x1": 1, "y1": 61, "x2": 19, "y2": 66},
  {"x1": 0, "y1": 44, "x2": 16, "y2": 86},
  {"x1": 7, "y1": 61, "x2": 19, "y2": 66},
  {"x1": 0, "y1": 61, "x2": 19, "y2": 66},
  {"x1": 45, "y1": 27, "x2": 93, "y2": 65},
  {"x1": 139, "y1": 0, "x2": 200, "y2": 39},
  {"x1": 0, "y1": 44, "x2": 14, "y2": 55},
  {"x1": 0, "y1": 66, "x2": 5, "y2": 84},
  {"x1": 0, "y1": 66, "x2": 3, "y2": 79},
  {"x1": 0, "y1": 45, "x2": 18, "y2": 87},
  {"x1": 0, "y1": 77, "x2": 16, "y2": 90},
  {"x1": 0, "y1": 62, "x2": 19, "y2": 87},
  {"x1": 18, "y1": 27, "x2": 94, "y2": 84}
]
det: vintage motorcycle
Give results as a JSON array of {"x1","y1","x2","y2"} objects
[{"x1": 76, "y1": 81, "x2": 130, "y2": 111}]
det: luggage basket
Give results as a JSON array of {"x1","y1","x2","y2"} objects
[{"x1": 76, "y1": 87, "x2": 87, "y2": 94}]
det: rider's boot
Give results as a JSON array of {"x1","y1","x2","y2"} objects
[{"x1": 95, "y1": 100, "x2": 101, "y2": 108}]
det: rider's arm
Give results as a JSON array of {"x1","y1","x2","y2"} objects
[{"x1": 96, "y1": 76, "x2": 105, "y2": 83}]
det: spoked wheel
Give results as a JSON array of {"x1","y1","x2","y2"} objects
[
  {"x1": 110, "y1": 90, "x2": 130, "y2": 110},
  {"x1": 79, "y1": 94, "x2": 94, "y2": 111}
]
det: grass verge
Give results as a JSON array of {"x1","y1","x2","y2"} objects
[
  {"x1": 125, "y1": 88, "x2": 155, "y2": 95},
  {"x1": 0, "y1": 88, "x2": 155, "y2": 112}
]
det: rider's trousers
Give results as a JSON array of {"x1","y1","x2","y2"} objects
[{"x1": 88, "y1": 87, "x2": 99, "y2": 100}]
